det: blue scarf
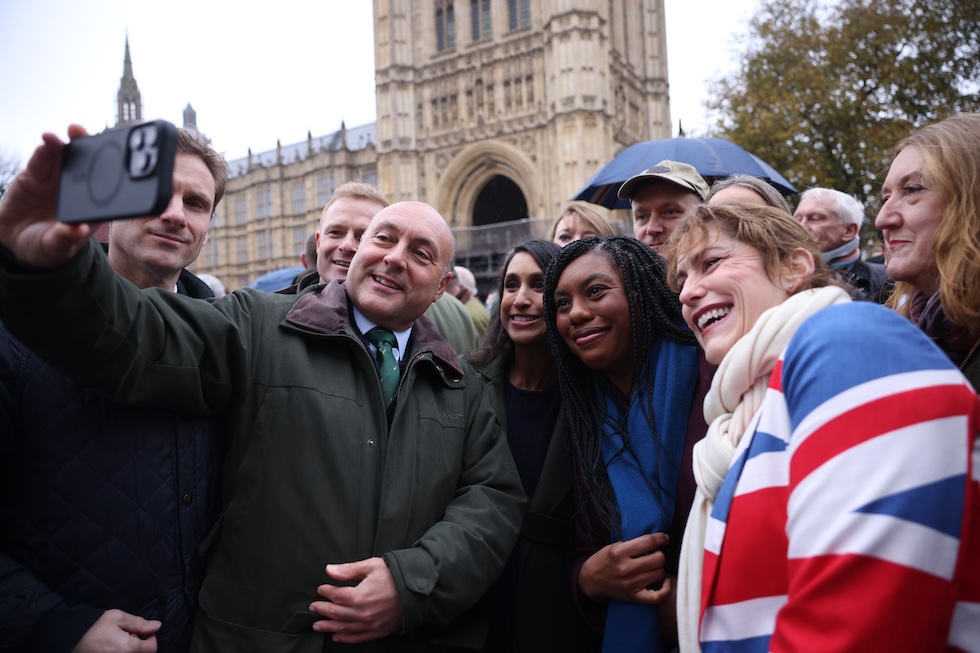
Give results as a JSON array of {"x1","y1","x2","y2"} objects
[{"x1": 600, "y1": 338, "x2": 698, "y2": 652}]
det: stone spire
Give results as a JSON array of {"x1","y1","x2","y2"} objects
[
  {"x1": 183, "y1": 103, "x2": 198, "y2": 129},
  {"x1": 116, "y1": 34, "x2": 143, "y2": 125}
]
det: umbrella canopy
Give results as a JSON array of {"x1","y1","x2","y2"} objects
[
  {"x1": 574, "y1": 137, "x2": 797, "y2": 209},
  {"x1": 249, "y1": 266, "x2": 306, "y2": 292}
]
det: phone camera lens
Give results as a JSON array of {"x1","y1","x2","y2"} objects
[
  {"x1": 130, "y1": 130, "x2": 144, "y2": 150},
  {"x1": 132, "y1": 151, "x2": 151, "y2": 174}
]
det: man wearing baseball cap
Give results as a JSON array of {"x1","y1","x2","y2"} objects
[{"x1": 618, "y1": 159, "x2": 709, "y2": 255}]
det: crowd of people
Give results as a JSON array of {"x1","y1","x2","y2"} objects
[{"x1": 0, "y1": 113, "x2": 977, "y2": 653}]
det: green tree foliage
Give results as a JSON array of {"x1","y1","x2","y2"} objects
[{"x1": 709, "y1": 0, "x2": 980, "y2": 214}]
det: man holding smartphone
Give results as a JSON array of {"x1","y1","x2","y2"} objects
[
  {"x1": 0, "y1": 128, "x2": 227, "y2": 651},
  {"x1": 0, "y1": 125, "x2": 524, "y2": 651}
]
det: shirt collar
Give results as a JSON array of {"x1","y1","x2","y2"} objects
[{"x1": 351, "y1": 304, "x2": 412, "y2": 362}]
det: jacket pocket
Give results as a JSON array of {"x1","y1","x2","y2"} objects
[{"x1": 192, "y1": 602, "x2": 322, "y2": 652}]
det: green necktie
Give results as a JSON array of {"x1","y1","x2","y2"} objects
[{"x1": 366, "y1": 327, "x2": 399, "y2": 407}]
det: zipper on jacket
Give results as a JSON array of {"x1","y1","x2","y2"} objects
[
  {"x1": 393, "y1": 350, "x2": 428, "y2": 407},
  {"x1": 351, "y1": 331, "x2": 457, "y2": 414}
]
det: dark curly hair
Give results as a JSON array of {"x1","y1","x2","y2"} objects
[{"x1": 543, "y1": 235, "x2": 696, "y2": 536}]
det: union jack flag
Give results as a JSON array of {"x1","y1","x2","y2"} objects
[{"x1": 699, "y1": 303, "x2": 980, "y2": 653}]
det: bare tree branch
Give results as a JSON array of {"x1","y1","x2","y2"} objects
[{"x1": 0, "y1": 150, "x2": 21, "y2": 201}]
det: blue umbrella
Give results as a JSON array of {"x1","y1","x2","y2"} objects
[
  {"x1": 249, "y1": 266, "x2": 306, "y2": 292},
  {"x1": 574, "y1": 137, "x2": 797, "y2": 209}
]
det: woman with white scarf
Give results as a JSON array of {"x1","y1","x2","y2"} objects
[{"x1": 667, "y1": 204, "x2": 979, "y2": 652}]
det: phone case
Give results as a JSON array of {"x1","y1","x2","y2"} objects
[{"x1": 57, "y1": 119, "x2": 178, "y2": 223}]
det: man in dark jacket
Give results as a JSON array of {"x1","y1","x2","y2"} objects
[
  {"x1": 0, "y1": 125, "x2": 525, "y2": 652},
  {"x1": 794, "y1": 187, "x2": 890, "y2": 299},
  {"x1": 0, "y1": 128, "x2": 227, "y2": 652}
]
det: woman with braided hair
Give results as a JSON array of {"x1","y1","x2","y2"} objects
[{"x1": 543, "y1": 235, "x2": 711, "y2": 653}]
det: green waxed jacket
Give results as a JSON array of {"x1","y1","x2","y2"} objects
[{"x1": 0, "y1": 242, "x2": 526, "y2": 652}]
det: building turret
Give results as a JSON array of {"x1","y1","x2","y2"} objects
[{"x1": 116, "y1": 35, "x2": 143, "y2": 125}]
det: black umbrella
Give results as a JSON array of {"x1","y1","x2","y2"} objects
[{"x1": 574, "y1": 137, "x2": 797, "y2": 209}]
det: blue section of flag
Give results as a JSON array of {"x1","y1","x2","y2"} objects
[
  {"x1": 702, "y1": 634, "x2": 771, "y2": 653},
  {"x1": 746, "y1": 431, "x2": 787, "y2": 460},
  {"x1": 711, "y1": 449, "x2": 747, "y2": 524},
  {"x1": 854, "y1": 475, "x2": 967, "y2": 538},
  {"x1": 781, "y1": 303, "x2": 956, "y2": 428}
]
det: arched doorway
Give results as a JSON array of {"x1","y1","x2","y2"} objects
[
  {"x1": 472, "y1": 175, "x2": 528, "y2": 226},
  {"x1": 435, "y1": 143, "x2": 537, "y2": 294}
]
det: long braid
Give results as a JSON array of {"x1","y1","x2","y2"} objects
[{"x1": 544, "y1": 236, "x2": 695, "y2": 539}]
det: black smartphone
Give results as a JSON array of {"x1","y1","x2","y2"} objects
[{"x1": 57, "y1": 119, "x2": 178, "y2": 223}]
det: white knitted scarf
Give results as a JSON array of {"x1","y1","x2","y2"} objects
[{"x1": 676, "y1": 286, "x2": 851, "y2": 653}]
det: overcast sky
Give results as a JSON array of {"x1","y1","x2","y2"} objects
[{"x1": 0, "y1": 0, "x2": 759, "y2": 168}]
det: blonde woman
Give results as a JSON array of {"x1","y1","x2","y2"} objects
[
  {"x1": 549, "y1": 201, "x2": 615, "y2": 246},
  {"x1": 876, "y1": 113, "x2": 980, "y2": 389}
]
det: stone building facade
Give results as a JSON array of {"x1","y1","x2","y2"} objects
[
  {"x1": 186, "y1": 0, "x2": 673, "y2": 290},
  {"x1": 195, "y1": 124, "x2": 380, "y2": 291}
]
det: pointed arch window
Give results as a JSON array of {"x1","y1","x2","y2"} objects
[
  {"x1": 508, "y1": 0, "x2": 530, "y2": 31},
  {"x1": 471, "y1": 0, "x2": 491, "y2": 41},
  {"x1": 436, "y1": 1, "x2": 456, "y2": 52}
]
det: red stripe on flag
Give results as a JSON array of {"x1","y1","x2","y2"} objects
[
  {"x1": 791, "y1": 385, "x2": 972, "y2": 485},
  {"x1": 772, "y1": 554, "x2": 956, "y2": 651},
  {"x1": 710, "y1": 486, "x2": 788, "y2": 607}
]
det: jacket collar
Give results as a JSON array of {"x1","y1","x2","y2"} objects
[
  {"x1": 177, "y1": 269, "x2": 215, "y2": 299},
  {"x1": 99, "y1": 241, "x2": 214, "y2": 299},
  {"x1": 284, "y1": 280, "x2": 464, "y2": 377}
]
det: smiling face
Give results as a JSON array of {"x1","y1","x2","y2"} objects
[
  {"x1": 345, "y1": 201, "x2": 454, "y2": 331},
  {"x1": 315, "y1": 196, "x2": 384, "y2": 283},
  {"x1": 108, "y1": 152, "x2": 215, "y2": 290},
  {"x1": 674, "y1": 227, "x2": 792, "y2": 365},
  {"x1": 631, "y1": 182, "x2": 702, "y2": 254},
  {"x1": 553, "y1": 251, "x2": 633, "y2": 394},
  {"x1": 874, "y1": 146, "x2": 946, "y2": 295},
  {"x1": 500, "y1": 251, "x2": 548, "y2": 348}
]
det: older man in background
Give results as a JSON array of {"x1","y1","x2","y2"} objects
[
  {"x1": 449, "y1": 265, "x2": 490, "y2": 338},
  {"x1": 795, "y1": 187, "x2": 889, "y2": 299}
]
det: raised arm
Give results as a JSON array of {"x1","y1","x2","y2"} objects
[{"x1": 0, "y1": 127, "x2": 94, "y2": 268}]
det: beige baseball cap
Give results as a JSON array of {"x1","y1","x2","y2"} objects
[{"x1": 617, "y1": 159, "x2": 710, "y2": 201}]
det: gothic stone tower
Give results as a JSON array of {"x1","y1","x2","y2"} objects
[
  {"x1": 373, "y1": 0, "x2": 671, "y2": 229},
  {"x1": 116, "y1": 35, "x2": 143, "y2": 125}
]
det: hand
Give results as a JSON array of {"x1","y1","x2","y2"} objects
[
  {"x1": 309, "y1": 557, "x2": 404, "y2": 644},
  {"x1": 0, "y1": 125, "x2": 93, "y2": 268},
  {"x1": 71, "y1": 609, "x2": 160, "y2": 653},
  {"x1": 578, "y1": 532, "x2": 672, "y2": 604}
]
